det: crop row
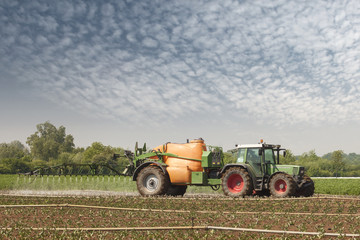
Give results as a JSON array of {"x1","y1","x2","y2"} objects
[
  {"x1": 0, "y1": 195, "x2": 359, "y2": 239},
  {"x1": 1, "y1": 207, "x2": 359, "y2": 231},
  {"x1": 0, "y1": 195, "x2": 359, "y2": 214}
]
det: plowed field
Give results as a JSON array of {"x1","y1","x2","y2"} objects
[{"x1": 0, "y1": 194, "x2": 359, "y2": 239}]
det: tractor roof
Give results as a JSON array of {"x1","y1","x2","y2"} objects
[{"x1": 235, "y1": 143, "x2": 281, "y2": 149}]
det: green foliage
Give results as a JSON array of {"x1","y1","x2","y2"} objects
[
  {"x1": 0, "y1": 158, "x2": 31, "y2": 174},
  {"x1": 313, "y1": 178, "x2": 360, "y2": 195},
  {"x1": 223, "y1": 152, "x2": 237, "y2": 164},
  {"x1": 83, "y1": 142, "x2": 112, "y2": 163},
  {"x1": 54, "y1": 152, "x2": 74, "y2": 165},
  {"x1": 279, "y1": 149, "x2": 360, "y2": 177},
  {"x1": 26, "y1": 121, "x2": 75, "y2": 161},
  {"x1": 0, "y1": 141, "x2": 29, "y2": 160},
  {"x1": 331, "y1": 150, "x2": 345, "y2": 177},
  {"x1": 30, "y1": 159, "x2": 49, "y2": 169},
  {"x1": 0, "y1": 163, "x2": 11, "y2": 174},
  {"x1": 298, "y1": 149, "x2": 320, "y2": 162},
  {"x1": 0, "y1": 141, "x2": 32, "y2": 174},
  {"x1": 279, "y1": 149, "x2": 296, "y2": 164}
]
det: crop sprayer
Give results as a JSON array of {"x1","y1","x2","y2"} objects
[{"x1": 22, "y1": 138, "x2": 314, "y2": 198}]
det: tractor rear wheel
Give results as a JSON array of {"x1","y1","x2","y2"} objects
[
  {"x1": 296, "y1": 175, "x2": 315, "y2": 197},
  {"x1": 166, "y1": 185, "x2": 187, "y2": 196},
  {"x1": 269, "y1": 173, "x2": 296, "y2": 198},
  {"x1": 222, "y1": 167, "x2": 253, "y2": 197},
  {"x1": 136, "y1": 166, "x2": 169, "y2": 196}
]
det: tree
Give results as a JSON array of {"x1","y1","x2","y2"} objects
[
  {"x1": 0, "y1": 141, "x2": 29, "y2": 160},
  {"x1": 0, "y1": 158, "x2": 31, "y2": 173},
  {"x1": 298, "y1": 150, "x2": 320, "y2": 163},
  {"x1": 331, "y1": 150, "x2": 345, "y2": 177},
  {"x1": 83, "y1": 142, "x2": 114, "y2": 164},
  {"x1": 26, "y1": 121, "x2": 75, "y2": 161},
  {"x1": 280, "y1": 149, "x2": 296, "y2": 164},
  {"x1": 0, "y1": 141, "x2": 32, "y2": 174}
]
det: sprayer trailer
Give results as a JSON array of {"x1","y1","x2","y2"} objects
[{"x1": 117, "y1": 138, "x2": 314, "y2": 198}]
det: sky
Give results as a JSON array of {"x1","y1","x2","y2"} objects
[{"x1": 1, "y1": 0, "x2": 360, "y2": 156}]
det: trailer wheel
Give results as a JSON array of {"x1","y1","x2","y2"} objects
[
  {"x1": 269, "y1": 173, "x2": 296, "y2": 198},
  {"x1": 166, "y1": 185, "x2": 187, "y2": 196},
  {"x1": 295, "y1": 175, "x2": 315, "y2": 197},
  {"x1": 136, "y1": 166, "x2": 169, "y2": 196},
  {"x1": 222, "y1": 167, "x2": 253, "y2": 197}
]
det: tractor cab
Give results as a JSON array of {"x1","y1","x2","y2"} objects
[{"x1": 235, "y1": 141, "x2": 303, "y2": 176}]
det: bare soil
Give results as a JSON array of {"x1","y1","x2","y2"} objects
[{"x1": 0, "y1": 191, "x2": 359, "y2": 239}]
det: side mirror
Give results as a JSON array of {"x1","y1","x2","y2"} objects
[{"x1": 258, "y1": 149, "x2": 263, "y2": 156}]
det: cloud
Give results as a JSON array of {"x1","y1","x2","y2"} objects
[
  {"x1": 1, "y1": 0, "x2": 360, "y2": 127},
  {"x1": 142, "y1": 37, "x2": 158, "y2": 48},
  {"x1": 101, "y1": 3, "x2": 115, "y2": 17}
]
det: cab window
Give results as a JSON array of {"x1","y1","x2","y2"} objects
[
  {"x1": 246, "y1": 148, "x2": 261, "y2": 164},
  {"x1": 264, "y1": 149, "x2": 275, "y2": 164},
  {"x1": 237, "y1": 149, "x2": 246, "y2": 163}
]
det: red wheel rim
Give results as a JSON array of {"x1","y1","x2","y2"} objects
[
  {"x1": 274, "y1": 179, "x2": 287, "y2": 193},
  {"x1": 227, "y1": 174, "x2": 244, "y2": 193}
]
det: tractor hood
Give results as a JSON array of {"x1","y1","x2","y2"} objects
[{"x1": 270, "y1": 165, "x2": 305, "y2": 176}]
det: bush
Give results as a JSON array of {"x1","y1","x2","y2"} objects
[{"x1": 0, "y1": 158, "x2": 31, "y2": 174}]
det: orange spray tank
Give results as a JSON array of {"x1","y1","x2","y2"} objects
[{"x1": 152, "y1": 139, "x2": 206, "y2": 184}]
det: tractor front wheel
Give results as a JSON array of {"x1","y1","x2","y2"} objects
[
  {"x1": 269, "y1": 173, "x2": 296, "y2": 198},
  {"x1": 136, "y1": 166, "x2": 169, "y2": 196},
  {"x1": 222, "y1": 167, "x2": 253, "y2": 197},
  {"x1": 296, "y1": 175, "x2": 315, "y2": 197}
]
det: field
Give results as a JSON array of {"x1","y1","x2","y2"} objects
[
  {"x1": 1, "y1": 175, "x2": 360, "y2": 195},
  {"x1": 0, "y1": 195, "x2": 359, "y2": 239},
  {"x1": 0, "y1": 175, "x2": 359, "y2": 239}
]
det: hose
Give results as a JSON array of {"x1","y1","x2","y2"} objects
[{"x1": 0, "y1": 204, "x2": 359, "y2": 216}]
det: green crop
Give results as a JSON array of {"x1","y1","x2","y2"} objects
[
  {"x1": 1, "y1": 175, "x2": 360, "y2": 196},
  {"x1": 313, "y1": 179, "x2": 360, "y2": 195}
]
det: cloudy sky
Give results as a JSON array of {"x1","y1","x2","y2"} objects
[{"x1": 1, "y1": 0, "x2": 360, "y2": 155}]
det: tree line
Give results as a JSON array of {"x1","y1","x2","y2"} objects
[
  {"x1": 279, "y1": 149, "x2": 360, "y2": 177},
  {"x1": 0, "y1": 122, "x2": 127, "y2": 174},
  {"x1": 1, "y1": 122, "x2": 360, "y2": 176}
]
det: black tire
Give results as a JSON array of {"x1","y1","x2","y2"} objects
[
  {"x1": 221, "y1": 167, "x2": 253, "y2": 197},
  {"x1": 296, "y1": 175, "x2": 315, "y2": 197},
  {"x1": 269, "y1": 173, "x2": 296, "y2": 198},
  {"x1": 136, "y1": 166, "x2": 169, "y2": 196},
  {"x1": 166, "y1": 185, "x2": 187, "y2": 196}
]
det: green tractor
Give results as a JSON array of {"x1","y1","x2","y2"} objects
[
  {"x1": 119, "y1": 139, "x2": 314, "y2": 198},
  {"x1": 223, "y1": 141, "x2": 314, "y2": 198}
]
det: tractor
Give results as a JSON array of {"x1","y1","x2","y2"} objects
[
  {"x1": 118, "y1": 138, "x2": 314, "y2": 198},
  {"x1": 224, "y1": 140, "x2": 314, "y2": 197}
]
